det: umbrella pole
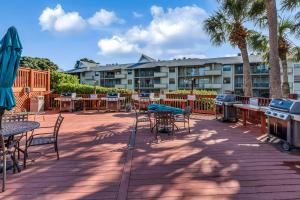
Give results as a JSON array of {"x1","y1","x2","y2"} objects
[{"x1": 0, "y1": 107, "x2": 4, "y2": 129}]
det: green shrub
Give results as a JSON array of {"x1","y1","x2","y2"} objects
[
  {"x1": 169, "y1": 90, "x2": 217, "y2": 95},
  {"x1": 51, "y1": 71, "x2": 79, "y2": 91},
  {"x1": 53, "y1": 83, "x2": 132, "y2": 94}
]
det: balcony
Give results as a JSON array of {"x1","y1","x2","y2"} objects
[
  {"x1": 115, "y1": 74, "x2": 126, "y2": 79},
  {"x1": 115, "y1": 84, "x2": 127, "y2": 89},
  {"x1": 84, "y1": 76, "x2": 94, "y2": 80},
  {"x1": 235, "y1": 83, "x2": 243, "y2": 88},
  {"x1": 154, "y1": 83, "x2": 168, "y2": 89},
  {"x1": 203, "y1": 70, "x2": 222, "y2": 76},
  {"x1": 204, "y1": 83, "x2": 222, "y2": 89},
  {"x1": 154, "y1": 72, "x2": 168, "y2": 77},
  {"x1": 253, "y1": 83, "x2": 269, "y2": 88}
]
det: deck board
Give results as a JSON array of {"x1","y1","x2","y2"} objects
[{"x1": 2, "y1": 113, "x2": 300, "y2": 200}]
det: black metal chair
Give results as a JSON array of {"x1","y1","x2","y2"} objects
[
  {"x1": 2, "y1": 113, "x2": 29, "y2": 168},
  {"x1": 27, "y1": 114, "x2": 64, "y2": 160},
  {"x1": 175, "y1": 106, "x2": 192, "y2": 133},
  {"x1": 0, "y1": 132, "x2": 20, "y2": 192},
  {"x1": 133, "y1": 101, "x2": 152, "y2": 131},
  {"x1": 154, "y1": 111, "x2": 175, "y2": 139}
]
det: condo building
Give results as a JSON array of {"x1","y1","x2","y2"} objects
[{"x1": 67, "y1": 54, "x2": 300, "y2": 97}]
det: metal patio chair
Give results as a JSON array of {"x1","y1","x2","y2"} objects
[
  {"x1": 175, "y1": 106, "x2": 192, "y2": 133},
  {"x1": 2, "y1": 112, "x2": 29, "y2": 168},
  {"x1": 133, "y1": 101, "x2": 152, "y2": 131},
  {"x1": 27, "y1": 114, "x2": 64, "y2": 160},
  {"x1": 154, "y1": 111, "x2": 176, "y2": 139}
]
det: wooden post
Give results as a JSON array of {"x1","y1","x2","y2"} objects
[
  {"x1": 260, "y1": 113, "x2": 267, "y2": 135},
  {"x1": 47, "y1": 69, "x2": 51, "y2": 92},
  {"x1": 29, "y1": 69, "x2": 34, "y2": 90}
]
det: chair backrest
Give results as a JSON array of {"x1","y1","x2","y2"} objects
[
  {"x1": 53, "y1": 114, "x2": 64, "y2": 140},
  {"x1": 2, "y1": 113, "x2": 29, "y2": 123},
  {"x1": 154, "y1": 111, "x2": 174, "y2": 126},
  {"x1": 0, "y1": 134, "x2": 4, "y2": 153},
  {"x1": 184, "y1": 106, "x2": 192, "y2": 116}
]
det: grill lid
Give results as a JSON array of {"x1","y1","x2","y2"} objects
[
  {"x1": 215, "y1": 94, "x2": 236, "y2": 102},
  {"x1": 107, "y1": 92, "x2": 119, "y2": 98},
  {"x1": 269, "y1": 98, "x2": 300, "y2": 114}
]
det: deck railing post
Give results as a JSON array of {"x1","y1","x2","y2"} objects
[
  {"x1": 29, "y1": 68, "x2": 34, "y2": 90},
  {"x1": 47, "y1": 69, "x2": 51, "y2": 92}
]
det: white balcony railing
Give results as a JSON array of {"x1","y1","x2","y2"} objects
[
  {"x1": 115, "y1": 74, "x2": 126, "y2": 79},
  {"x1": 203, "y1": 70, "x2": 222, "y2": 76},
  {"x1": 115, "y1": 84, "x2": 127, "y2": 89},
  {"x1": 154, "y1": 83, "x2": 168, "y2": 89},
  {"x1": 154, "y1": 72, "x2": 168, "y2": 77},
  {"x1": 204, "y1": 83, "x2": 222, "y2": 89}
]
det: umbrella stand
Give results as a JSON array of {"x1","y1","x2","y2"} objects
[{"x1": 0, "y1": 107, "x2": 4, "y2": 129}]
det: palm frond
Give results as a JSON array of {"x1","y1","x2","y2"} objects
[
  {"x1": 281, "y1": 0, "x2": 300, "y2": 11},
  {"x1": 247, "y1": 30, "x2": 269, "y2": 55},
  {"x1": 203, "y1": 11, "x2": 228, "y2": 46},
  {"x1": 290, "y1": 46, "x2": 300, "y2": 62}
]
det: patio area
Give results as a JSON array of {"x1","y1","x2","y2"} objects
[{"x1": 2, "y1": 112, "x2": 300, "y2": 200}]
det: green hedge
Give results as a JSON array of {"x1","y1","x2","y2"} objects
[
  {"x1": 169, "y1": 89, "x2": 217, "y2": 95},
  {"x1": 51, "y1": 71, "x2": 79, "y2": 91},
  {"x1": 53, "y1": 83, "x2": 132, "y2": 94}
]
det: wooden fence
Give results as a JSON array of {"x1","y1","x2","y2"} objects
[
  {"x1": 45, "y1": 93, "x2": 274, "y2": 114},
  {"x1": 13, "y1": 68, "x2": 51, "y2": 111}
]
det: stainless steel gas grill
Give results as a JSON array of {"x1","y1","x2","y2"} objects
[
  {"x1": 215, "y1": 94, "x2": 239, "y2": 122},
  {"x1": 265, "y1": 98, "x2": 300, "y2": 151},
  {"x1": 101, "y1": 93, "x2": 126, "y2": 111}
]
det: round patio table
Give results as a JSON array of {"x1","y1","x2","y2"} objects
[
  {"x1": 0, "y1": 121, "x2": 40, "y2": 137},
  {"x1": 0, "y1": 121, "x2": 40, "y2": 172}
]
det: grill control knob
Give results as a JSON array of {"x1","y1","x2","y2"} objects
[
  {"x1": 273, "y1": 113, "x2": 277, "y2": 116},
  {"x1": 280, "y1": 114, "x2": 285, "y2": 118}
]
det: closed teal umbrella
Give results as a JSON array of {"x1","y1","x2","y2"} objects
[{"x1": 0, "y1": 26, "x2": 22, "y2": 129}]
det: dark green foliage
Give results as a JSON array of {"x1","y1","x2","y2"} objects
[
  {"x1": 51, "y1": 71, "x2": 79, "y2": 91},
  {"x1": 74, "y1": 58, "x2": 98, "y2": 69},
  {"x1": 53, "y1": 83, "x2": 132, "y2": 94},
  {"x1": 20, "y1": 56, "x2": 59, "y2": 71}
]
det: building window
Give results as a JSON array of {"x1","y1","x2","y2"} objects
[
  {"x1": 169, "y1": 67, "x2": 176, "y2": 73},
  {"x1": 169, "y1": 78, "x2": 175, "y2": 84},
  {"x1": 223, "y1": 65, "x2": 231, "y2": 71},
  {"x1": 223, "y1": 77, "x2": 231, "y2": 84},
  {"x1": 295, "y1": 64, "x2": 300, "y2": 68},
  {"x1": 128, "y1": 79, "x2": 132, "y2": 85},
  {"x1": 295, "y1": 75, "x2": 300, "y2": 83},
  {"x1": 127, "y1": 70, "x2": 132, "y2": 75}
]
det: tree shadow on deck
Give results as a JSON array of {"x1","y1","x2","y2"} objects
[
  {"x1": 1, "y1": 113, "x2": 135, "y2": 200},
  {"x1": 127, "y1": 115, "x2": 300, "y2": 199}
]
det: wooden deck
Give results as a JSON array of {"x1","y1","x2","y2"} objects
[{"x1": 2, "y1": 112, "x2": 300, "y2": 200}]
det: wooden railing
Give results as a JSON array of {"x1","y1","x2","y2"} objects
[
  {"x1": 13, "y1": 67, "x2": 51, "y2": 111},
  {"x1": 13, "y1": 68, "x2": 50, "y2": 92}
]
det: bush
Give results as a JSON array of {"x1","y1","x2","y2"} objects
[
  {"x1": 169, "y1": 89, "x2": 217, "y2": 95},
  {"x1": 51, "y1": 71, "x2": 79, "y2": 91},
  {"x1": 53, "y1": 83, "x2": 132, "y2": 94}
]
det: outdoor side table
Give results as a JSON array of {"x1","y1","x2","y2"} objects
[{"x1": 0, "y1": 121, "x2": 40, "y2": 171}]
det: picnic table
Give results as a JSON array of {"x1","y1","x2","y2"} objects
[{"x1": 234, "y1": 104, "x2": 268, "y2": 135}]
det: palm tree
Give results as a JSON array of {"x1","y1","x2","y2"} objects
[
  {"x1": 265, "y1": 0, "x2": 282, "y2": 98},
  {"x1": 282, "y1": 0, "x2": 300, "y2": 36},
  {"x1": 204, "y1": 0, "x2": 259, "y2": 97},
  {"x1": 249, "y1": 19, "x2": 300, "y2": 98}
]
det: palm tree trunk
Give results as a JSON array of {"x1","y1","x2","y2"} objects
[
  {"x1": 265, "y1": 0, "x2": 282, "y2": 98},
  {"x1": 240, "y1": 46, "x2": 252, "y2": 97},
  {"x1": 281, "y1": 56, "x2": 290, "y2": 98}
]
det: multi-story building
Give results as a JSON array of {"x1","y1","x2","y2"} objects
[{"x1": 67, "y1": 54, "x2": 300, "y2": 97}]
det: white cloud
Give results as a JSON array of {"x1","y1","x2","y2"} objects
[
  {"x1": 225, "y1": 54, "x2": 238, "y2": 57},
  {"x1": 88, "y1": 9, "x2": 124, "y2": 27},
  {"x1": 133, "y1": 11, "x2": 143, "y2": 18},
  {"x1": 39, "y1": 4, "x2": 86, "y2": 32},
  {"x1": 98, "y1": 5, "x2": 209, "y2": 58},
  {"x1": 98, "y1": 36, "x2": 139, "y2": 56}
]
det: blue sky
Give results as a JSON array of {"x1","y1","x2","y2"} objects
[{"x1": 0, "y1": 0, "x2": 298, "y2": 70}]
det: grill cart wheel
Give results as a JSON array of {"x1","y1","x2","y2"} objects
[
  {"x1": 266, "y1": 137, "x2": 271, "y2": 143},
  {"x1": 282, "y1": 142, "x2": 291, "y2": 151}
]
